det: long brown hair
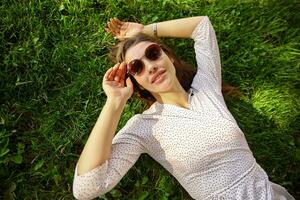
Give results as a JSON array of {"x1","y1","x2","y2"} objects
[{"x1": 108, "y1": 33, "x2": 242, "y2": 109}]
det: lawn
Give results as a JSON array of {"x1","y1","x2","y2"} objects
[{"x1": 1, "y1": 0, "x2": 299, "y2": 199}]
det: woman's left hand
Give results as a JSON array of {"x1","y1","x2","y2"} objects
[{"x1": 105, "y1": 18, "x2": 144, "y2": 40}]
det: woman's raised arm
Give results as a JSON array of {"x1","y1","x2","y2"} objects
[
  {"x1": 76, "y1": 62, "x2": 132, "y2": 176},
  {"x1": 73, "y1": 62, "x2": 144, "y2": 199},
  {"x1": 142, "y1": 16, "x2": 205, "y2": 38},
  {"x1": 106, "y1": 16, "x2": 205, "y2": 40}
]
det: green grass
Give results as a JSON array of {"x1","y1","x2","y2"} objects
[{"x1": 1, "y1": 0, "x2": 299, "y2": 199}]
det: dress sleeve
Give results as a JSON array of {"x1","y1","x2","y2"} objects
[
  {"x1": 190, "y1": 16, "x2": 222, "y2": 95},
  {"x1": 72, "y1": 115, "x2": 146, "y2": 200}
]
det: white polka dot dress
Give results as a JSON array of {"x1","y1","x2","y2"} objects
[{"x1": 72, "y1": 16, "x2": 295, "y2": 200}]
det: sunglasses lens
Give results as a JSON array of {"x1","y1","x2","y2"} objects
[
  {"x1": 145, "y1": 44, "x2": 162, "y2": 60},
  {"x1": 127, "y1": 44, "x2": 161, "y2": 76},
  {"x1": 128, "y1": 59, "x2": 144, "y2": 75}
]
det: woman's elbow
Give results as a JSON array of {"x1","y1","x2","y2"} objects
[{"x1": 72, "y1": 180, "x2": 108, "y2": 200}]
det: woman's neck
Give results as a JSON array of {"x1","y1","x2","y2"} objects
[{"x1": 153, "y1": 88, "x2": 189, "y2": 109}]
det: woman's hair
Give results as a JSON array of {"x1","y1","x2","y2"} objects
[{"x1": 108, "y1": 32, "x2": 243, "y2": 109}]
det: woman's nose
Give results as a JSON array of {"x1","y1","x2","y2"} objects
[
  {"x1": 149, "y1": 65, "x2": 158, "y2": 74},
  {"x1": 143, "y1": 60, "x2": 158, "y2": 74}
]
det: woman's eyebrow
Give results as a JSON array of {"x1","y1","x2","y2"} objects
[
  {"x1": 126, "y1": 53, "x2": 145, "y2": 63},
  {"x1": 126, "y1": 43, "x2": 153, "y2": 62}
]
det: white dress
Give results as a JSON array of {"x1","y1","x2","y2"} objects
[{"x1": 72, "y1": 16, "x2": 295, "y2": 200}]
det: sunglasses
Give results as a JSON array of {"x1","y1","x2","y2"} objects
[{"x1": 126, "y1": 43, "x2": 162, "y2": 76}]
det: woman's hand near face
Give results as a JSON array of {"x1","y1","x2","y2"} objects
[
  {"x1": 102, "y1": 62, "x2": 133, "y2": 103},
  {"x1": 105, "y1": 18, "x2": 144, "y2": 40}
]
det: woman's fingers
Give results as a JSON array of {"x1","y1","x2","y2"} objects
[
  {"x1": 110, "y1": 18, "x2": 122, "y2": 31},
  {"x1": 103, "y1": 67, "x2": 114, "y2": 81},
  {"x1": 126, "y1": 76, "x2": 133, "y2": 90},
  {"x1": 111, "y1": 19, "x2": 122, "y2": 29},
  {"x1": 105, "y1": 63, "x2": 119, "y2": 82},
  {"x1": 103, "y1": 62, "x2": 131, "y2": 92},
  {"x1": 107, "y1": 23, "x2": 118, "y2": 35},
  {"x1": 109, "y1": 62, "x2": 125, "y2": 85},
  {"x1": 107, "y1": 19, "x2": 120, "y2": 35},
  {"x1": 106, "y1": 18, "x2": 130, "y2": 39},
  {"x1": 111, "y1": 18, "x2": 124, "y2": 29},
  {"x1": 104, "y1": 62, "x2": 126, "y2": 82},
  {"x1": 110, "y1": 19, "x2": 120, "y2": 32},
  {"x1": 116, "y1": 62, "x2": 127, "y2": 85},
  {"x1": 106, "y1": 18, "x2": 132, "y2": 41},
  {"x1": 113, "y1": 18, "x2": 123, "y2": 26}
]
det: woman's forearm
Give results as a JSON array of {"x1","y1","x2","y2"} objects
[
  {"x1": 142, "y1": 16, "x2": 205, "y2": 38},
  {"x1": 76, "y1": 98, "x2": 126, "y2": 175}
]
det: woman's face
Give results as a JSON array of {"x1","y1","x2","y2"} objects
[{"x1": 124, "y1": 41, "x2": 177, "y2": 95}]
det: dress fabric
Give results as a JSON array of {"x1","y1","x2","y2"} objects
[{"x1": 72, "y1": 16, "x2": 295, "y2": 200}]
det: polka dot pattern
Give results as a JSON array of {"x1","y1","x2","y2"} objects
[{"x1": 72, "y1": 16, "x2": 295, "y2": 200}]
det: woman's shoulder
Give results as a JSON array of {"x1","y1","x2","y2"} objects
[
  {"x1": 116, "y1": 114, "x2": 145, "y2": 135},
  {"x1": 124, "y1": 114, "x2": 143, "y2": 126},
  {"x1": 122, "y1": 113, "x2": 152, "y2": 130}
]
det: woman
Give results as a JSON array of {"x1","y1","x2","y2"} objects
[{"x1": 72, "y1": 16, "x2": 295, "y2": 200}]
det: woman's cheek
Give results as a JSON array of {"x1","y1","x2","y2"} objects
[{"x1": 137, "y1": 78, "x2": 151, "y2": 90}]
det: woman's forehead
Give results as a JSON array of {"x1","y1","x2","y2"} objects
[{"x1": 124, "y1": 41, "x2": 155, "y2": 62}]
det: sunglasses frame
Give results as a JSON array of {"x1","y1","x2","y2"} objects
[{"x1": 126, "y1": 43, "x2": 163, "y2": 76}]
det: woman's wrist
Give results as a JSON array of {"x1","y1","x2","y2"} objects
[
  {"x1": 142, "y1": 24, "x2": 157, "y2": 37},
  {"x1": 106, "y1": 98, "x2": 127, "y2": 112},
  {"x1": 152, "y1": 23, "x2": 157, "y2": 37}
]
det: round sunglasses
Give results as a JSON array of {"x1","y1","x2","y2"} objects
[{"x1": 126, "y1": 43, "x2": 162, "y2": 76}]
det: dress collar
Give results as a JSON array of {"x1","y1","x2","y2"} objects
[{"x1": 142, "y1": 88, "x2": 195, "y2": 115}]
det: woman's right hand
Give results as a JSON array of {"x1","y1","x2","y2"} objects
[
  {"x1": 102, "y1": 62, "x2": 134, "y2": 103},
  {"x1": 105, "y1": 18, "x2": 144, "y2": 40}
]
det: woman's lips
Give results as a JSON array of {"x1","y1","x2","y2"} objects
[{"x1": 152, "y1": 71, "x2": 166, "y2": 84}]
